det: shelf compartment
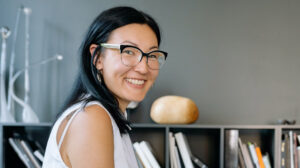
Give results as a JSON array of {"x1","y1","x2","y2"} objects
[
  {"x1": 2, "y1": 125, "x2": 51, "y2": 168},
  {"x1": 225, "y1": 128, "x2": 275, "y2": 167},
  {"x1": 130, "y1": 126, "x2": 166, "y2": 168},
  {"x1": 169, "y1": 127, "x2": 221, "y2": 168}
]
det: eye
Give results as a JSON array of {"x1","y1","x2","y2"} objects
[
  {"x1": 123, "y1": 50, "x2": 134, "y2": 55},
  {"x1": 148, "y1": 54, "x2": 158, "y2": 59}
]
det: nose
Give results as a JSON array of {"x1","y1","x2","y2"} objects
[{"x1": 133, "y1": 56, "x2": 149, "y2": 74}]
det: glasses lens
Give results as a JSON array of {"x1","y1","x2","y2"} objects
[
  {"x1": 148, "y1": 51, "x2": 166, "y2": 70},
  {"x1": 121, "y1": 46, "x2": 141, "y2": 67}
]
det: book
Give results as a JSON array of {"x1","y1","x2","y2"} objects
[
  {"x1": 262, "y1": 153, "x2": 271, "y2": 168},
  {"x1": 281, "y1": 134, "x2": 287, "y2": 168},
  {"x1": 174, "y1": 132, "x2": 194, "y2": 168},
  {"x1": 174, "y1": 145, "x2": 182, "y2": 168},
  {"x1": 294, "y1": 132, "x2": 298, "y2": 168},
  {"x1": 16, "y1": 138, "x2": 38, "y2": 168},
  {"x1": 297, "y1": 135, "x2": 300, "y2": 145},
  {"x1": 140, "y1": 141, "x2": 161, "y2": 168},
  {"x1": 180, "y1": 132, "x2": 207, "y2": 168},
  {"x1": 286, "y1": 133, "x2": 291, "y2": 168},
  {"x1": 33, "y1": 141, "x2": 45, "y2": 155},
  {"x1": 33, "y1": 150, "x2": 44, "y2": 163},
  {"x1": 190, "y1": 155, "x2": 207, "y2": 168},
  {"x1": 134, "y1": 147, "x2": 144, "y2": 168},
  {"x1": 255, "y1": 145, "x2": 265, "y2": 168},
  {"x1": 248, "y1": 142, "x2": 260, "y2": 168},
  {"x1": 238, "y1": 138, "x2": 254, "y2": 168},
  {"x1": 169, "y1": 132, "x2": 176, "y2": 168},
  {"x1": 297, "y1": 146, "x2": 300, "y2": 168},
  {"x1": 8, "y1": 138, "x2": 32, "y2": 168},
  {"x1": 26, "y1": 140, "x2": 44, "y2": 164},
  {"x1": 20, "y1": 139, "x2": 42, "y2": 168},
  {"x1": 225, "y1": 129, "x2": 239, "y2": 168},
  {"x1": 133, "y1": 142, "x2": 152, "y2": 168},
  {"x1": 170, "y1": 133, "x2": 184, "y2": 168},
  {"x1": 290, "y1": 131, "x2": 295, "y2": 168},
  {"x1": 238, "y1": 147, "x2": 246, "y2": 168}
]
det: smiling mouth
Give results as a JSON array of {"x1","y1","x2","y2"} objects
[{"x1": 126, "y1": 78, "x2": 145, "y2": 85}]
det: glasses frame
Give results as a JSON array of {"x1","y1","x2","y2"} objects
[{"x1": 100, "y1": 43, "x2": 168, "y2": 70}]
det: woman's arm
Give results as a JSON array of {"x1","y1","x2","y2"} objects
[{"x1": 62, "y1": 105, "x2": 114, "y2": 168}]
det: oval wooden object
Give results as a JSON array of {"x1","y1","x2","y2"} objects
[{"x1": 150, "y1": 95, "x2": 199, "y2": 124}]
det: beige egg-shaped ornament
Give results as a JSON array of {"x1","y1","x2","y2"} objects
[{"x1": 150, "y1": 95, "x2": 199, "y2": 124}]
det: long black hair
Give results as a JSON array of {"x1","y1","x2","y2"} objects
[{"x1": 59, "y1": 6, "x2": 161, "y2": 133}]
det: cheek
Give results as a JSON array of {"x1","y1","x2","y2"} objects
[
  {"x1": 149, "y1": 71, "x2": 159, "y2": 83},
  {"x1": 102, "y1": 59, "x2": 129, "y2": 83}
]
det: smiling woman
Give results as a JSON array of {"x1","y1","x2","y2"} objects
[{"x1": 42, "y1": 6, "x2": 167, "y2": 168}]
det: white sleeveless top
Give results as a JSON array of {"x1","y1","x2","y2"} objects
[{"x1": 42, "y1": 101, "x2": 139, "y2": 168}]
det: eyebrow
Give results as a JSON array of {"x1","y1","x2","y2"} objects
[{"x1": 121, "y1": 40, "x2": 158, "y2": 50}]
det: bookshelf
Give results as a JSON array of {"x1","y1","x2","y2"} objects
[
  {"x1": 1, "y1": 122, "x2": 300, "y2": 167},
  {"x1": 0, "y1": 123, "x2": 52, "y2": 168}
]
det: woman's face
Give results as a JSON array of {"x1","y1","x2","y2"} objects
[{"x1": 91, "y1": 23, "x2": 160, "y2": 111}]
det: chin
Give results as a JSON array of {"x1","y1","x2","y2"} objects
[{"x1": 128, "y1": 95, "x2": 146, "y2": 102}]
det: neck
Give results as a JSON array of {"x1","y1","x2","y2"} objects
[{"x1": 118, "y1": 99, "x2": 129, "y2": 114}]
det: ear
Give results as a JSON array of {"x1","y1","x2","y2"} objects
[{"x1": 89, "y1": 44, "x2": 103, "y2": 70}]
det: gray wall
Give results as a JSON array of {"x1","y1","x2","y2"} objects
[{"x1": 1, "y1": 0, "x2": 300, "y2": 125}]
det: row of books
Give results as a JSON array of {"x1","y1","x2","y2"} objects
[
  {"x1": 169, "y1": 132, "x2": 207, "y2": 168},
  {"x1": 225, "y1": 130, "x2": 271, "y2": 168},
  {"x1": 281, "y1": 131, "x2": 300, "y2": 168},
  {"x1": 133, "y1": 140, "x2": 161, "y2": 168},
  {"x1": 8, "y1": 136, "x2": 44, "y2": 168}
]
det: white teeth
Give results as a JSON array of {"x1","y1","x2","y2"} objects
[{"x1": 126, "y1": 78, "x2": 145, "y2": 85}]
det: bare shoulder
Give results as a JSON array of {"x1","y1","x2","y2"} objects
[
  {"x1": 68, "y1": 104, "x2": 113, "y2": 138},
  {"x1": 65, "y1": 104, "x2": 114, "y2": 167},
  {"x1": 75, "y1": 104, "x2": 112, "y2": 129}
]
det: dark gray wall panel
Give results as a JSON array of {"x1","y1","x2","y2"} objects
[{"x1": 1, "y1": 0, "x2": 300, "y2": 125}]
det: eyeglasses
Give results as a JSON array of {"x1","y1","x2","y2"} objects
[{"x1": 100, "y1": 43, "x2": 168, "y2": 70}]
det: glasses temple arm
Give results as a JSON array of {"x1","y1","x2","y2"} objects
[{"x1": 100, "y1": 43, "x2": 120, "y2": 49}]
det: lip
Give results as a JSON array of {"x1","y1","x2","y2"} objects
[
  {"x1": 125, "y1": 78, "x2": 146, "y2": 89},
  {"x1": 126, "y1": 77, "x2": 147, "y2": 81}
]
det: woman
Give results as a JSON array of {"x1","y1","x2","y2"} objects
[{"x1": 42, "y1": 6, "x2": 167, "y2": 168}]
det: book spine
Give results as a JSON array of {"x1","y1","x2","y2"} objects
[
  {"x1": 169, "y1": 132, "x2": 176, "y2": 168},
  {"x1": 262, "y1": 153, "x2": 271, "y2": 168},
  {"x1": 290, "y1": 131, "x2": 295, "y2": 168},
  {"x1": 281, "y1": 134, "x2": 286, "y2": 168},
  {"x1": 174, "y1": 132, "x2": 194, "y2": 168},
  {"x1": 238, "y1": 138, "x2": 254, "y2": 168},
  {"x1": 297, "y1": 146, "x2": 300, "y2": 168},
  {"x1": 238, "y1": 147, "x2": 246, "y2": 168},
  {"x1": 297, "y1": 135, "x2": 300, "y2": 145},
  {"x1": 294, "y1": 133, "x2": 298, "y2": 168},
  {"x1": 15, "y1": 139, "x2": 35, "y2": 168},
  {"x1": 133, "y1": 149, "x2": 144, "y2": 168},
  {"x1": 133, "y1": 142, "x2": 152, "y2": 168},
  {"x1": 255, "y1": 146, "x2": 265, "y2": 168},
  {"x1": 174, "y1": 146, "x2": 182, "y2": 168},
  {"x1": 248, "y1": 142, "x2": 260, "y2": 168},
  {"x1": 33, "y1": 150, "x2": 44, "y2": 162},
  {"x1": 241, "y1": 143, "x2": 254, "y2": 168},
  {"x1": 190, "y1": 155, "x2": 207, "y2": 168},
  {"x1": 20, "y1": 140, "x2": 41, "y2": 168},
  {"x1": 8, "y1": 138, "x2": 31, "y2": 168},
  {"x1": 225, "y1": 129, "x2": 239, "y2": 168},
  {"x1": 140, "y1": 141, "x2": 161, "y2": 168},
  {"x1": 286, "y1": 133, "x2": 291, "y2": 168}
]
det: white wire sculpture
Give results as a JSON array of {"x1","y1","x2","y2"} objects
[
  {"x1": 9, "y1": 55, "x2": 63, "y2": 123},
  {"x1": 1, "y1": 6, "x2": 63, "y2": 123},
  {"x1": 22, "y1": 7, "x2": 32, "y2": 122},
  {"x1": 7, "y1": 5, "x2": 23, "y2": 115},
  {"x1": 0, "y1": 27, "x2": 16, "y2": 122}
]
